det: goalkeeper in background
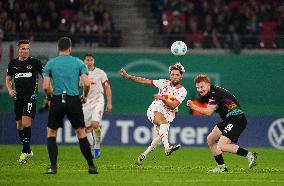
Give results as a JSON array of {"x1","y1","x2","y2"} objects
[
  {"x1": 120, "y1": 62, "x2": 187, "y2": 166},
  {"x1": 187, "y1": 74, "x2": 257, "y2": 172}
]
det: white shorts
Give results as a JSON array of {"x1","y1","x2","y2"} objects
[
  {"x1": 147, "y1": 102, "x2": 175, "y2": 124},
  {"x1": 83, "y1": 103, "x2": 104, "y2": 127}
]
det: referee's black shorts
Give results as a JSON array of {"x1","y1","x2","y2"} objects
[
  {"x1": 47, "y1": 95, "x2": 85, "y2": 130},
  {"x1": 217, "y1": 114, "x2": 247, "y2": 143}
]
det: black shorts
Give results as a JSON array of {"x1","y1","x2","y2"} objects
[
  {"x1": 47, "y1": 95, "x2": 85, "y2": 130},
  {"x1": 217, "y1": 114, "x2": 247, "y2": 143},
  {"x1": 14, "y1": 99, "x2": 37, "y2": 121}
]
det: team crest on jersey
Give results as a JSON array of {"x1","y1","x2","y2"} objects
[{"x1": 27, "y1": 65, "x2": 32, "y2": 69}]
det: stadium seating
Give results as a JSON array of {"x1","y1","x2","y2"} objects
[
  {"x1": 150, "y1": 0, "x2": 284, "y2": 49},
  {"x1": 0, "y1": 0, "x2": 121, "y2": 47}
]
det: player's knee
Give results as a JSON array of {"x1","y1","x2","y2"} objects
[
  {"x1": 217, "y1": 141, "x2": 226, "y2": 151},
  {"x1": 207, "y1": 134, "x2": 215, "y2": 146},
  {"x1": 76, "y1": 128, "x2": 86, "y2": 139},
  {"x1": 47, "y1": 128, "x2": 57, "y2": 137}
]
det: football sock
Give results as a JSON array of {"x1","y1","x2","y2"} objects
[
  {"x1": 86, "y1": 132, "x2": 94, "y2": 147},
  {"x1": 143, "y1": 136, "x2": 161, "y2": 156},
  {"x1": 47, "y1": 137, "x2": 58, "y2": 167},
  {"x1": 94, "y1": 127, "x2": 101, "y2": 149},
  {"x1": 214, "y1": 154, "x2": 225, "y2": 165},
  {"x1": 237, "y1": 147, "x2": 248, "y2": 157},
  {"x1": 22, "y1": 126, "x2": 31, "y2": 153},
  {"x1": 159, "y1": 124, "x2": 170, "y2": 149},
  {"x1": 18, "y1": 129, "x2": 24, "y2": 144},
  {"x1": 79, "y1": 137, "x2": 94, "y2": 166}
]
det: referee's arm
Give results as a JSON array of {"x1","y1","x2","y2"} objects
[
  {"x1": 81, "y1": 74, "x2": 90, "y2": 98},
  {"x1": 43, "y1": 77, "x2": 53, "y2": 97}
]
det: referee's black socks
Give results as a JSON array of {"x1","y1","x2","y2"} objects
[
  {"x1": 237, "y1": 147, "x2": 248, "y2": 157},
  {"x1": 47, "y1": 137, "x2": 58, "y2": 167},
  {"x1": 22, "y1": 126, "x2": 31, "y2": 153},
  {"x1": 79, "y1": 137, "x2": 94, "y2": 167}
]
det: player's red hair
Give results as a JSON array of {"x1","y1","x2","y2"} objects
[{"x1": 194, "y1": 74, "x2": 211, "y2": 84}]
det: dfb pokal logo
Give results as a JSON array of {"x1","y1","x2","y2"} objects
[{"x1": 268, "y1": 118, "x2": 284, "y2": 149}]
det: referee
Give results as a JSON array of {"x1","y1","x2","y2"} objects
[{"x1": 43, "y1": 37, "x2": 98, "y2": 174}]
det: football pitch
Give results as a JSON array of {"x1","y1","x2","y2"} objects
[{"x1": 0, "y1": 145, "x2": 283, "y2": 186}]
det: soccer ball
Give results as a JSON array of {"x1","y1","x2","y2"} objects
[{"x1": 170, "y1": 41, "x2": 187, "y2": 56}]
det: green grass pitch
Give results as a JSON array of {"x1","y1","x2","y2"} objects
[{"x1": 0, "y1": 145, "x2": 283, "y2": 186}]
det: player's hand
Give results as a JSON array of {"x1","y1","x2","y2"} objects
[
  {"x1": 80, "y1": 95, "x2": 87, "y2": 104},
  {"x1": 119, "y1": 68, "x2": 129, "y2": 78},
  {"x1": 106, "y1": 103, "x2": 112, "y2": 112},
  {"x1": 153, "y1": 94, "x2": 164, "y2": 101},
  {"x1": 8, "y1": 89, "x2": 16, "y2": 98},
  {"x1": 186, "y1": 100, "x2": 193, "y2": 108}
]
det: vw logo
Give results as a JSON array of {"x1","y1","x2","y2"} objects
[{"x1": 268, "y1": 118, "x2": 284, "y2": 149}]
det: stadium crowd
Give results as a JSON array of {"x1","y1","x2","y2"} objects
[
  {"x1": 151, "y1": 0, "x2": 284, "y2": 49},
  {"x1": 0, "y1": 0, "x2": 121, "y2": 47}
]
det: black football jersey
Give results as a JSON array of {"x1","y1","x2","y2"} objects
[
  {"x1": 6, "y1": 57, "x2": 43, "y2": 100},
  {"x1": 201, "y1": 85, "x2": 244, "y2": 119}
]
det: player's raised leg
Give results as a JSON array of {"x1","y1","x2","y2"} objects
[
  {"x1": 136, "y1": 136, "x2": 162, "y2": 166},
  {"x1": 153, "y1": 112, "x2": 181, "y2": 156}
]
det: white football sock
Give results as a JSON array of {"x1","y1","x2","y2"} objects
[
  {"x1": 86, "y1": 132, "x2": 94, "y2": 147},
  {"x1": 143, "y1": 136, "x2": 162, "y2": 157},
  {"x1": 93, "y1": 127, "x2": 101, "y2": 149},
  {"x1": 159, "y1": 124, "x2": 170, "y2": 149}
]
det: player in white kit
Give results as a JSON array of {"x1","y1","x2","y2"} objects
[
  {"x1": 120, "y1": 62, "x2": 187, "y2": 166},
  {"x1": 82, "y1": 54, "x2": 112, "y2": 158}
]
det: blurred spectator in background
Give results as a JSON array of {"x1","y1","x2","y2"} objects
[
  {"x1": 0, "y1": 0, "x2": 120, "y2": 47},
  {"x1": 151, "y1": 0, "x2": 284, "y2": 49}
]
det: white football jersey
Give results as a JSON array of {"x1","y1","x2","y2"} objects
[
  {"x1": 83, "y1": 67, "x2": 109, "y2": 108},
  {"x1": 147, "y1": 79, "x2": 187, "y2": 123}
]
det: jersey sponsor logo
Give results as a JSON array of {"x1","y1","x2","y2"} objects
[
  {"x1": 15, "y1": 72, "x2": 32, "y2": 78},
  {"x1": 268, "y1": 118, "x2": 284, "y2": 149}
]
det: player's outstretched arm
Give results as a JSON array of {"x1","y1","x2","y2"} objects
[
  {"x1": 119, "y1": 68, "x2": 152, "y2": 85},
  {"x1": 186, "y1": 100, "x2": 216, "y2": 116}
]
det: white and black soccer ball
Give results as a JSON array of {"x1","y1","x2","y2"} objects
[{"x1": 170, "y1": 41, "x2": 187, "y2": 56}]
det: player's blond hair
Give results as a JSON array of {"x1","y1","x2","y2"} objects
[
  {"x1": 194, "y1": 74, "x2": 211, "y2": 84},
  {"x1": 169, "y1": 62, "x2": 185, "y2": 75}
]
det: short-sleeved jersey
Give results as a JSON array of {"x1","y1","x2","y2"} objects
[
  {"x1": 83, "y1": 67, "x2": 109, "y2": 108},
  {"x1": 201, "y1": 85, "x2": 244, "y2": 120},
  {"x1": 43, "y1": 55, "x2": 88, "y2": 96},
  {"x1": 6, "y1": 57, "x2": 43, "y2": 100},
  {"x1": 151, "y1": 79, "x2": 187, "y2": 114}
]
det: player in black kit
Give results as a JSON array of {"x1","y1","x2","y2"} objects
[
  {"x1": 187, "y1": 74, "x2": 257, "y2": 172},
  {"x1": 5, "y1": 40, "x2": 43, "y2": 164}
]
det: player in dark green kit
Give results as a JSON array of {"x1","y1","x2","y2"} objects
[{"x1": 43, "y1": 37, "x2": 98, "y2": 174}]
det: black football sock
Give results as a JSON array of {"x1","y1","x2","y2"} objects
[
  {"x1": 237, "y1": 147, "x2": 248, "y2": 157},
  {"x1": 214, "y1": 154, "x2": 225, "y2": 165},
  {"x1": 22, "y1": 126, "x2": 31, "y2": 153},
  {"x1": 79, "y1": 137, "x2": 94, "y2": 167},
  {"x1": 18, "y1": 129, "x2": 24, "y2": 144},
  {"x1": 47, "y1": 137, "x2": 58, "y2": 167}
]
